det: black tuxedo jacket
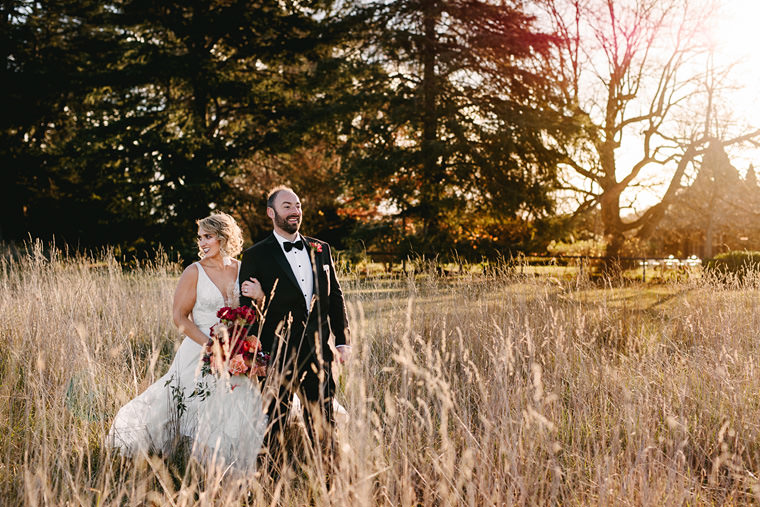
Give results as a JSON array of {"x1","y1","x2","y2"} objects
[{"x1": 238, "y1": 233, "x2": 349, "y2": 364}]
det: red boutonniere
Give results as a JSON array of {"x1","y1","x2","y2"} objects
[{"x1": 309, "y1": 241, "x2": 323, "y2": 253}]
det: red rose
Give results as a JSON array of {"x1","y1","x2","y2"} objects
[{"x1": 217, "y1": 306, "x2": 235, "y2": 320}]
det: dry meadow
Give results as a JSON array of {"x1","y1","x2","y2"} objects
[{"x1": 2, "y1": 243, "x2": 760, "y2": 505}]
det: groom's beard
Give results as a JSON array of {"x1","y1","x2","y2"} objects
[{"x1": 273, "y1": 209, "x2": 301, "y2": 234}]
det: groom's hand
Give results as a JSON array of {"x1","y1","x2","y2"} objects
[{"x1": 336, "y1": 344, "x2": 352, "y2": 364}]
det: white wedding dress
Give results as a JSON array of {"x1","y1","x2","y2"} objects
[{"x1": 107, "y1": 262, "x2": 266, "y2": 473}]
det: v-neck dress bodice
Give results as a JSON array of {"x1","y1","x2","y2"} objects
[{"x1": 193, "y1": 261, "x2": 239, "y2": 336}]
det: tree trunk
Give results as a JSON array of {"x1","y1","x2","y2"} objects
[
  {"x1": 704, "y1": 212, "x2": 714, "y2": 259},
  {"x1": 420, "y1": 0, "x2": 439, "y2": 241},
  {"x1": 600, "y1": 188, "x2": 624, "y2": 258},
  {"x1": 598, "y1": 185, "x2": 627, "y2": 276}
]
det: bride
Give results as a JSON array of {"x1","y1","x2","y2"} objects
[{"x1": 107, "y1": 212, "x2": 266, "y2": 472}]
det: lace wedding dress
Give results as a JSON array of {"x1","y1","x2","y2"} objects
[{"x1": 107, "y1": 262, "x2": 266, "y2": 473}]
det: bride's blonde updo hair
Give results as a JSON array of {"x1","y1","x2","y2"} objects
[{"x1": 196, "y1": 212, "x2": 244, "y2": 259}]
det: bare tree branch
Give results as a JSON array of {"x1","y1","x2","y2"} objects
[{"x1": 542, "y1": 0, "x2": 758, "y2": 257}]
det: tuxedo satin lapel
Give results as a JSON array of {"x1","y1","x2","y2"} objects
[{"x1": 266, "y1": 234, "x2": 301, "y2": 293}]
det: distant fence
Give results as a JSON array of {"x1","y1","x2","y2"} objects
[
  {"x1": 361, "y1": 251, "x2": 703, "y2": 282},
  {"x1": 512, "y1": 254, "x2": 702, "y2": 282}
]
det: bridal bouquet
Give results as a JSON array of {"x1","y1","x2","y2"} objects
[{"x1": 200, "y1": 306, "x2": 271, "y2": 378}]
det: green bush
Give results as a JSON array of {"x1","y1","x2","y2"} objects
[{"x1": 704, "y1": 251, "x2": 760, "y2": 278}]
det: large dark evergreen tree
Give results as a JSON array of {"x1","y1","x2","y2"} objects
[
  {"x1": 2, "y1": 0, "x2": 356, "y2": 257},
  {"x1": 4, "y1": 0, "x2": 577, "y2": 259},
  {"x1": 1, "y1": 1, "x2": 120, "y2": 244},
  {"x1": 341, "y1": 0, "x2": 577, "y2": 257}
]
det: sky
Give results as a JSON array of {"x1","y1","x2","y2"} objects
[
  {"x1": 624, "y1": 0, "x2": 759, "y2": 208},
  {"x1": 712, "y1": 0, "x2": 760, "y2": 159},
  {"x1": 554, "y1": 0, "x2": 760, "y2": 214}
]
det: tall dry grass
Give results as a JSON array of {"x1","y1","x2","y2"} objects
[{"x1": 2, "y1": 242, "x2": 760, "y2": 505}]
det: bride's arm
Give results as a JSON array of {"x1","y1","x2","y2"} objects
[{"x1": 172, "y1": 265, "x2": 208, "y2": 346}]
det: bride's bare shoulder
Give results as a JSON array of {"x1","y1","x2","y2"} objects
[
  {"x1": 173, "y1": 263, "x2": 200, "y2": 306},
  {"x1": 178, "y1": 263, "x2": 200, "y2": 283},
  {"x1": 182, "y1": 262, "x2": 200, "y2": 274}
]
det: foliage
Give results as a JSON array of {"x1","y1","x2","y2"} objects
[
  {"x1": 3, "y1": 0, "x2": 357, "y2": 259},
  {"x1": 704, "y1": 250, "x2": 760, "y2": 278},
  {"x1": 3, "y1": 0, "x2": 587, "y2": 258},
  {"x1": 229, "y1": 145, "x2": 368, "y2": 248},
  {"x1": 340, "y1": 0, "x2": 578, "y2": 255},
  {"x1": 1, "y1": 1, "x2": 125, "y2": 244}
]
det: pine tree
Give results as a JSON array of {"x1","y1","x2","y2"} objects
[
  {"x1": 341, "y1": 0, "x2": 576, "y2": 256},
  {"x1": 1, "y1": 0, "x2": 120, "y2": 243},
  {"x1": 3, "y1": 0, "x2": 356, "y2": 256}
]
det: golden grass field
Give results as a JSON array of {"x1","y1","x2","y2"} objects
[{"x1": 2, "y1": 243, "x2": 760, "y2": 505}]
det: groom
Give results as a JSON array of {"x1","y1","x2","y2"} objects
[{"x1": 238, "y1": 185, "x2": 351, "y2": 472}]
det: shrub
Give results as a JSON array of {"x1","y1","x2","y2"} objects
[{"x1": 704, "y1": 250, "x2": 760, "y2": 278}]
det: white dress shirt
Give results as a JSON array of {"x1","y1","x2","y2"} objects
[{"x1": 273, "y1": 230, "x2": 314, "y2": 310}]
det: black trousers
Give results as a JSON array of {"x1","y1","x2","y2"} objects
[{"x1": 262, "y1": 353, "x2": 336, "y2": 470}]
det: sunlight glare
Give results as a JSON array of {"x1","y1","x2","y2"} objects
[{"x1": 711, "y1": 0, "x2": 760, "y2": 128}]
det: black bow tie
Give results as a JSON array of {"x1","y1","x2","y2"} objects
[{"x1": 283, "y1": 240, "x2": 304, "y2": 252}]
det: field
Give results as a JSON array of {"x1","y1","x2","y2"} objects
[{"x1": 2, "y1": 243, "x2": 760, "y2": 505}]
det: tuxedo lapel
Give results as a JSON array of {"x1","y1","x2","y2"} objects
[{"x1": 265, "y1": 233, "x2": 301, "y2": 293}]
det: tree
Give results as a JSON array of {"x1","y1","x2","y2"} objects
[
  {"x1": 3, "y1": 0, "x2": 357, "y2": 258},
  {"x1": 106, "y1": 0, "x2": 358, "y2": 256},
  {"x1": 341, "y1": 0, "x2": 577, "y2": 257},
  {"x1": 1, "y1": 0, "x2": 122, "y2": 244},
  {"x1": 229, "y1": 142, "x2": 364, "y2": 248},
  {"x1": 540, "y1": 0, "x2": 760, "y2": 259}
]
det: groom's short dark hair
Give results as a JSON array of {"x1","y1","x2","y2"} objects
[{"x1": 266, "y1": 185, "x2": 295, "y2": 209}]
